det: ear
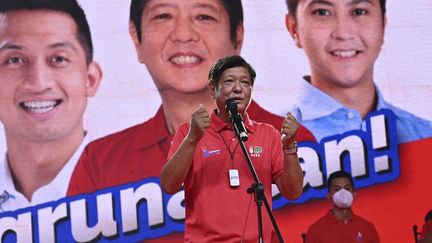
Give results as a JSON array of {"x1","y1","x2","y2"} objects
[
  {"x1": 326, "y1": 192, "x2": 332, "y2": 201},
  {"x1": 209, "y1": 83, "x2": 216, "y2": 99},
  {"x1": 128, "y1": 21, "x2": 145, "y2": 63},
  {"x1": 233, "y1": 23, "x2": 244, "y2": 54},
  {"x1": 85, "y1": 62, "x2": 103, "y2": 97},
  {"x1": 285, "y1": 14, "x2": 302, "y2": 48}
]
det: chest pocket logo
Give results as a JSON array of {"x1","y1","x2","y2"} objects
[{"x1": 249, "y1": 146, "x2": 263, "y2": 157}]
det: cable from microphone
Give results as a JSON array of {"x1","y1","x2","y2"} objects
[{"x1": 225, "y1": 98, "x2": 248, "y2": 141}]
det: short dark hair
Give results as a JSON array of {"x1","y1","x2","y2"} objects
[
  {"x1": 425, "y1": 210, "x2": 432, "y2": 223},
  {"x1": 130, "y1": 0, "x2": 243, "y2": 44},
  {"x1": 286, "y1": 0, "x2": 386, "y2": 20},
  {"x1": 0, "y1": 0, "x2": 93, "y2": 63},
  {"x1": 208, "y1": 55, "x2": 256, "y2": 88},
  {"x1": 327, "y1": 170, "x2": 354, "y2": 192}
]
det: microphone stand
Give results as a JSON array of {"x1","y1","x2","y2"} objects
[{"x1": 232, "y1": 123, "x2": 284, "y2": 243}]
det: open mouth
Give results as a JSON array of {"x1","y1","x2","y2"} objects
[
  {"x1": 229, "y1": 97, "x2": 243, "y2": 103},
  {"x1": 20, "y1": 99, "x2": 62, "y2": 114},
  {"x1": 331, "y1": 50, "x2": 360, "y2": 58},
  {"x1": 170, "y1": 55, "x2": 202, "y2": 65}
]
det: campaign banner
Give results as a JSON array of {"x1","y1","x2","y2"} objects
[{"x1": 1, "y1": 1, "x2": 431, "y2": 242}]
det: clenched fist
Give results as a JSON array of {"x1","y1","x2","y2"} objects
[
  {"x1": 188, "y1": 104, "x2": 211, "y2": 143},
  {"x1": 281, "y1": 112, "x2": 299, "y2": 148}
]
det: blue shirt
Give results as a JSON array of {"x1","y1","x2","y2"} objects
[{"x1": 283, "y1": 77, "x2": 432, "y2": 143}]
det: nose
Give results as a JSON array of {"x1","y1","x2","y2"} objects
[
  {"x1": 22, "y1": 61, "x2": 53, "y2": 93},
  {"x1": 168, "y1": 15, "x2": 199, "y2": 43},
  {"x1": 330, "y1": 16, "x2": 356, "y2": 41},
  {"x1": 232, "y1": 80, "x2": 243, "y2": 93}
]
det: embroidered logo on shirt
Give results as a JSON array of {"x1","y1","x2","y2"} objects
[
  {"x1": 249, "y1": 146, "x2": 262, "y2": 157},
  {"x1": 202, "y1": 147, "x2": 221, "y2": 158},
  {"x1": 0, "y1": 190, "x2": 15, "y2": 212},
  {"x1": 356, "y1": 231, "x2": 363, "y2": 241}
]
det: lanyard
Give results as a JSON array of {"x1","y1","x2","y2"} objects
[{"x1": 219, "y1": 131, "x2": 239, "y2": 168}]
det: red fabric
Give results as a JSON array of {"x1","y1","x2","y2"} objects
[
  {"x1": 305, "y1": 211, "x2": 379, "y2": 243},
  {"x1": 167, "y1": 111, "x2": 284, "y2": 242},
  {"x1": 66, "y1": 100, "x2": 315, "y2": 243},
  {"x1": 67, "y1": 106, "x2": 172, "y2": 195},
  {"x1": 67, "y1": 100, "x2": 315, "y2": 195}
]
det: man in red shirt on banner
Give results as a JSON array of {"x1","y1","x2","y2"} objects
[
  {"x1": 68, "y1": 0, "x2": 314, "y2": 195},
  {"x1": 160, "y1": 55, "x2": 304, "y2": 242}
]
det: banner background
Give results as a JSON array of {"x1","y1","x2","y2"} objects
[{"x1": 1, "y1": 1, "x2": 431, "y2": 242}]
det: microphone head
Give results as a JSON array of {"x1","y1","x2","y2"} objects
[{"x1": 225, "y1": 98, "x2": 238, "y2": 113}]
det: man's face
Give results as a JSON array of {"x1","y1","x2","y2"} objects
[
  {"x1": 286, "y1": 0, "x2": 385, "y2": 90},
  {"x1": 130, "y1": 0, "x2": 243, "y2": 94},
  {"x1": 210, "y1": 66, "x2": 253, "y2": 116},
  {"x1": 329, "y1": 177, "x2": 354, "y2": 195},
  {"x1": 0, "y1": 10, "x2": 101, "y2": 142},
  {"x1": 328, "y1": 176, "x2": 355, "y2": 208}
]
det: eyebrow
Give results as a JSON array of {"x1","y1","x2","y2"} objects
[
  {"x1": 145, "y1": 2, "x2": 220, "y2": 13},
  {"x1": 350, "y1": 0, "x2": 373, "y2": 6},
  {"x1": 48, "y1": 41, "x2": 78, "y2": 52},
  {"x1": 0, "y1": 41, "x2": 78, "y2": 53},
  {"x1": 146, "y1": 2, "x2": 176, "y2": 13},
  {"x1": 307, "y1": 0, "x2": 334, "y2": 8},
  {"x1": 307, "y1": 0, "x2": 373, "y2": 8},
  {"x1": 193, "y1": 3, "x2": 220, "y2": 13},
  {"x1": 333, "y1": 180, "x2": 352, "y2": 186},
  {"x1": 223, "y1": 74, "x2": 250, "y2": 80},
  {"x1": 0, "y1": 43, "x2": 23, "y2": 53}
]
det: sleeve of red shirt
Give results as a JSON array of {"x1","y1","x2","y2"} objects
[
  {"x1": 167, "y1": 123, "x2": 189, "y2": 160},
  {"x1": 166, "y1": 123, "x2": 194, "y2": 188}
]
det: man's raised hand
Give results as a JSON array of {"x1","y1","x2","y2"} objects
[{"x1": 188, "y1": 104, "x2": 210, "y2": 143}]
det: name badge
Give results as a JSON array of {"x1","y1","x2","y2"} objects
[{"x1": 229, "y1": 169, "x2": 240, "y2": 187}]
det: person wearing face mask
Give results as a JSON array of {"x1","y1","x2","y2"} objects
[{"x1": 305, "y1": 171, "x2": 380, "y2": 243}]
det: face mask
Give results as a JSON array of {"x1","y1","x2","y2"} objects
[{"x1": 332, "y1": 188, "x2": 354, "y2": 208}]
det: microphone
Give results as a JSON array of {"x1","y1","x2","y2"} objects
[{"x1": 225, "y1": 98, "x2": 248, "y2": 141}]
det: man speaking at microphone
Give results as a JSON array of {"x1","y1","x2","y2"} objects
[{"x1": 160, "y1": 55, "x2": 303, "y2": 242}]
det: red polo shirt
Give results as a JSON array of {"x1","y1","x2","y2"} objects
[
  {"x1": 168, "y1": 111, "x2": 285, "y2": 243},
  {"x1": 305, "y1": 210, "x2": 380, "y2": 243},
  {"x1": 67, "y1": 106, "x2": 172, "y2": 195}
]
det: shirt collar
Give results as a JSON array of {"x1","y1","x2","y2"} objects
[
  {"x1": 297, "y1": 76, "x2": 385, "y2": 121},
  {"x1": 210, "y1": 109, "x2": 256, "y2": 134},
  {"x1": 375, "y1": 86, "x2": 390, "y2": 110},
  {"x1": 0, "y1": 154, "x2": 16, "y2": 195},
  {"x1": 0, "y1": 131, "x2": 89, "y2": 208},
  {"x1": 49, "y1": 132, "x2": 89, "y2": 195},
  {"x1": 133, "y1": 106, "x2": 172, "y2": 149},
  {"x1": 296, "y1": 76, "x2": 347, "y2": 121},
  {"x1": 326, "y1": 209, "x2": 358, "y2": 223}
]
